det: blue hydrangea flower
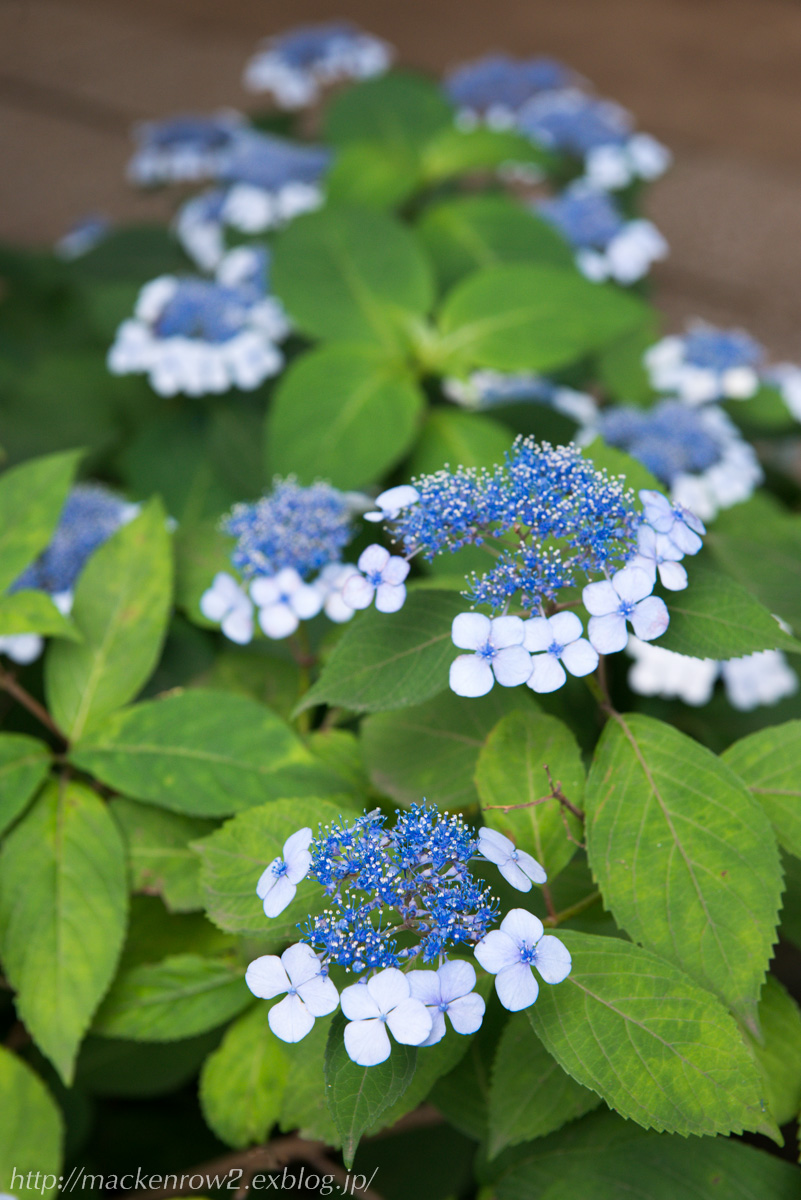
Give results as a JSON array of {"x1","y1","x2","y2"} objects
[
  {"x1": 127, "y1": 111, "x2": 246, "y2": 185},
  {"x1": 444, "y1": 53, "x2": 579, "y2": 129},
  {"x1": 340, "y1": 969, "x2": 432, "y2": 1066},
  {"x1": 477, "y1": 827, "x2": 547, "y2": 891},
  {"x1": 449, "y1": 613, "x2": 532, "y2": 697},
  {"x1": 645, "y1": 323, "x2": 764, "y2": 404},
  {"x1": 341, "y1": 545, "x2": 410, "y2": 614},
  {"x1": 627, "y1": 639, "x2": 798, "y2": 712},
  {"x1": 537, "y1": 181, "x2": 667, "y2": 284},
  {"x1": 245, "y1": 943, "x2": 338, "y2": 1043},
  {"x1": 475, "y1": 908, "x2": 571, "y2": 1011},
  {"x1": 583, "y1": 565, "x2": 669, "y2": 653},
  {"x1": 250, "y1": 568, "x2": 323, "y2": 639},
  {"x1": 244, "y1": 22, "x2": 392, "y2": 108},
  {"x1": 517, "y1": 89, "x2": 670, "y2": 188},
  {"x1": 407, "y1": 960, "x2": 485, "y2": 1046},
  {"x1": 108, "y1": 248, "x2": 288, "y2": 396},
  {"x1": 522, "y1": 611, "x2": 599, "y2": 691},
  {"x1": 256, "y1": 827, "x2": 313, "y2": 917},
  {"x1": 199, "y1": 572, "x2": 254, "y2": 644}
]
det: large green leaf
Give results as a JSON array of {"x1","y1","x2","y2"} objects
[
  {"x1": 0, "y1": 589, "x2": 78, "y2": 639},
  {"x1": 585, "y1": 713, "x2": 781, "y2": 1028},
  {"x1": 298, "y1": 589, "x2": 465, "y2": 715},
  {"x1": 271, "y1": 206, "x2": 434, "y2": 349},
  {"x1": 0, "y1": 449, "x2": 81, "y2": 593},
  {"x1": 417, "y1": 195, "x2": 573, "y2": 291},
  {"x1": 0, "y1": 732, "x2": 51, "y2": 837},
  {"x1": 93, "y1": 954, "x2": 250, "y2": 1041},
  {"x1": 325, "y1": 140, "x2": 421, "y2": 210},
  {"x1": 71, "y1": 689, "x2": 342, "y2": 818},
  {"x1": 436, "y1": 263, "x2": 646, "y2": 374},
  {"x1": 527, "y1": 932, "x2": 769, "y2": 1137},
  {"x1": 44, "y1": 498, "x2": 173, "y2": 740},
  {"x1": 477, "y1": 711, "x2": 585, "y2": 881},
  {"x1": 0, "y1": 1046, "x2": 63, "y2": 1199},
  {"x1": 278, "y1": 1020, "x2": 340, "y2": 1146},
  {"x1": 487, "y1": 1012, "x2": 599, "y2": 1157},
  {"x1": 194, "y1": 796, "x2": 356, "y2": 937},
  {"x1": 0, "y1": 780, "x2": 128, "y2": 1083},
  {"x1": 361, "y1": 688, "x2": 525, "y2": 810},
  {"x1": 325, "y1": 70, "x2": 454, "y2": 149},
  {"x1": 199, "y1": 1004, "x2": 289, "y2": 1148},
  {"x1": 110, "y1": 798, "x2": 214, "y2": 912},
  {"x1": 325, "y1": 1011, "x2": 417, "y2": 1169},
  {"x1": 723, "y1": 721, "x2": 801, "y2": 860},
  {"x1": 748, "y1": 976, "x2": 801, "y2": 1127},
  {"x1": 266, "y1": 344, "x2": 424, "y2": 489},
  {"x1": 708, "y1": 493, "x2": 801, "y2": 632},
  {"x1": 421, "y1": 127, "x2": 553, "y2": 185},
  {"x1": 657, "y1": 561, "x2": 801, "y2": 660},
  {"x1": 407, "y1": 408, "x2": 514, "y2": 476},
  {"x1": 486, "y1": 1108, "x2": 800, "y2": 1200}
]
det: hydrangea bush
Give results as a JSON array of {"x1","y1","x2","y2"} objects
[{"x1": 1, "y1": 20, "x2": 801, "y2": 1200}]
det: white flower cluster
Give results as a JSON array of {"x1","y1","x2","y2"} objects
[
  {"x1": 243, "y1": 22, "x2": 392, "y2": 108},
  {"x1": 176, "y1": 182, "x2": 323, "y2": 271},
  {"x1": 628, "y1": 640, "x2": 798, "y2": 711},
  {"x1": 575, "y1": 218, "x2": 667, "y2": 286},
  {"x1": 443, "y1": 371, "x2": 597, "y2": 425}
]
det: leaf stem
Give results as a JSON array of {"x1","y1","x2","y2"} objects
[
  {"x1": 543, "y1": 889, "x2": 602, "y2": 928},
  {"x1": 0, "y1": 668, "x2": 66, "y2": 745}
]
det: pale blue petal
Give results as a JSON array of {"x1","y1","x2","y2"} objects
[
  {"x1": 474, "y1": 929, "x2": 519, "y2": 974},
  {"x1": 340, "y1": 981, "x2": 381, "y2": 1021},
  {"x1": 446, "y1": 991, "x2": 486, "y2": 1035},
  {"x1": 438, "y1": 959, "x2": 477, "y2": 1004},
  {"x1": 386, "y1": 998, "x2": 432, "y2": 1046},
  {"x1": 344, "y1": 1018, "x2": 391, "y2": 1066},
  {"x1": 245, "y1": 954, "x2": 288, "y2": 1000},
  {"x1": 262, "y1": 873, "x2": 296, "y2": 917},
  {"x1": 500, "y1": 908, "x2": 544, "y2": 948},
  {"x1": 534, "y1": 935, "x2": 572, "y2": 984},
  {"x1": 495, "y1": 963, "x2": 540, "y2": 1011},
  {"x1": 268, "y1": 993, "x2": 315, "y2": 1042}
]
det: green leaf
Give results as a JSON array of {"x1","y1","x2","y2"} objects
[
  {"x1": 723, "y1": 721, "x2": 801, "y2": 860},
  {"x1": 487, "y1": 1012, "x2": 599, "y2": 1157},
  {"x1": 748, "y1": 976, "x2": 801, "y2": 1127},
  {"x1": 199, "y1": 645, "x2": 301, "y2": 721},
  {"x1": 0, "y1": 449, "x2": 81, "y2": 593},
  {"x1": 266, "y1": 344, "x2": 424, "y2": 489},
  {"x1": 527, "y1": 932, "x2": 769, "y2": 1137},
  {"x1": 298, "y1": 589, "x2": 465, "y2": 714},
  {"x1": 75, "y1": 1030, "x2": 222, "y2": 1098},
  {"x1": 0, "y1": 780, "x2": 128, "y2": 1083},
  {"x1": 71, "y1": 689, "x2": 341, "y2": 818},
  {"x1": 477, "y1": 711, "x2": 585, "y2": 882},
  {"x1": 595, "y1": 316, "x2": 659, "y2": 406},
  {"x1": 194, "y1": 796, "x2": 356, "y2": 937},
  {"x1": 486, "y1": 1108, "x2": 801, "y2": 1200},
  {"x1": 407, "y1": 408, "x2": 514, "y2": 476},
  {"x1": 44, "y1": 498, "x2": 173, "y2": 740},
  {"x1": 437, "y1": 263, "x2": 646, "y2": 374},
  {"x1": 278, "y1": 1019, "x2": 340, "y2": 1146},
  {"x1": 0, "y1": 733, "x2": 51, "y2": 836},
  {"x1": 362, "y1": 688, "x2": 525, "y2": 810},
  {"x1": 324, "y1": 1010, "x2": 417, "y2": 1169},
  {"x1": 657, "y1": 561, "x2": 801, "y2": 660},
  {"x1": 417, "y1": 195, "x2": 573, "y2": 291},
  {"x1": 0, "y1": 590, "x2": 79, "y2": 639},
  {"x1": 421, "y1": 127, "x2": 553, "y2": 185},
  {"x1": 68, "y1": 223, "x2": 190, "y2": 284},
  {"x1": 585, "y1": 713, "x2": 782, "y2": 1027},
  {"x1": 271, "y1": 206, "x2": 434, "y2": 350},
  {"x1": 174, "y1": 519, "x2": 235, "y2": 624},
  {"x1": 708, "y1": 493, "x2": 801, "y2": 634},
  {"x1": 199, "y1": 1004, "x2": 289, "y2": 1148},
  {"x1": 325, "y1": 71, "x2": 454, "y2": 150},
  {"x1": 0, "y1": 1046, "x2": 63, "y2": 1200},
  {"x1": 110, "y1": 797, "x2": 214, "y2": 912},
  {"x1": 93, "y1": 953, "x2": 251, "y2": 1041},
  {"x1": 325, "y1": 141, "x2": 421, "y2": 210}
]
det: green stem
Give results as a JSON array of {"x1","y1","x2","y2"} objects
[{"x1": 544, "y1": 889, "x2": 602, "y2": 928}]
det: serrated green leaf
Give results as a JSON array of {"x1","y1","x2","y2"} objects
[
  {"x1": 194, "y1": 796, "x2": 356, "y2": 936},
  {"x1": 362, "y1": 688, "x2": 525, "y2": 810},
  {"x1": 325, "y1": 71, "x2": 454, "y2": 150},
  {"x1": 199, "y1": 1004, "x2": 289, "y2": 1148},
  {"x1": 477, "y1": 711, "x2": 585, "y2": 881},
  {"x1": 0, "y1": 449, "x2": 81, "y2": 594},
  {"x1": 0, "y1": 780, "x2": 128, "y2": 1083},
  {"x1": 0, "y1": 1046, "x2": 63, "y2": 1199},
  {"x1": 723, "y1": 720, "x2": 801, "y2": 860},
  {"x1": 120, "y1": 894, "x2": 232, "y2": 969},
  {"x1": 527, "y1": 932, "x2": 769, "y2": 1137},
  {"x1": 0, "y1": 733, "x2": 51, "y2": 836},
  {"x1": 486, "y1": 1108, "x2": 801, "y2": 1200},
  {"x1": 658, "y1": 561, "x2": 801, "y2": 660},
  {"x1": 487, "y1": 1012, "x2": 599, "y2": 1157},
  {"x1": 437, "y1": 263, "x2": 646, "y2": 374},
  {"x1": 325, "y1": 1010, "x2": 417, "y2": 1169},
  {"x1": 407, "y1": 408, "x2": 514, "y2": 476},
  {"x1": 71, "y1": 689, "x2": 342, "y2": 818},
  {"x1": 93, "y1": 953, "x2": 251, "y2": 1041},
  {"x1": 266, "y1": 344, "x2": 424, "y2": 489},
  {"x1": 298, "y1": 589, "x2": 464, "y2": 715},
  {"x1": 271, "y1": 206, "x2": 434, "y2": 350},
  {"x1": 110, "y1": 798, "x2": 214, "y2": 912},
  {"x1": 585, "y1": 713, "x2": 781, "y2": 1027},
  {"x1": 417, "y1": 195, "x2": 573, "y2": 291},
  {"x1": 0, "y1": 590, "x2": 79, "y2": 640},
  {"x1": 749, "y1": 976, "x2": 801, "y2": 1127},
  {"x1": 708, "y1": 493, "x2": 801, "y2": 633},
  {"x1": 44, "y1": 498, "x2": 173, "y2": 740}
]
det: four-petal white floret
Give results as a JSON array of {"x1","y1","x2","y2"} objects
[
  {"x1": 639, "y1": 489, "x2": 705, "y2": 555},
  {"x1": 251, "y1": 567, "x2": 323, "y2": 639},
  {"x1": 583, "y1": 566, "x2": 669, "y2": 654},
  {"x1": 629, "y1": 525, "x2": 688, "y2": 592},
  {"x1": 449, "y1": 613, "x2": 532, "y2": 697},
  {"x1": 364, "y1": 485, "x2": 420, "y2": 524},
  {"x1": 522, "y1": 611, "x2": 599, "y2": 692},
  {"x1": 407, "y1": 960, "x2": 486, "y2": 1046},
  {"x1": 340, "y1": 968, "x2": 433, "y2": 1066},
  {"x1": 246, "y1": 942, "x2": 338, "y2": 1042},
  {"x1": 200, "y1": 571, "x2": 255, "y2": 644},
  {"x1": 478, "y1": 827, "x2": 547, "y2": 891},
  {"x1": 255, "y1": 827, "x2": 313, "y2": 917},
  {"x1": 474, "y1": 909, "x2": 571, "y2": 1011},
  {"x1": 342, "y1": 544, "x2": 410, "y2": 613}
]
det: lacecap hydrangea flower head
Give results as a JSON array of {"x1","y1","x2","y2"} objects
[
  {"x1": 359, "y1": 438, "x2": 706, "y2": 698},
  {"x1": 245, "y1": 804, "x2": 571, "y2": 1065},
  {"x1": 201, "y1": 477, "x2": 365, "y2": 643},
  {"x1": 243, "y1": 21, "x2": 393, "y2": 108}
]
